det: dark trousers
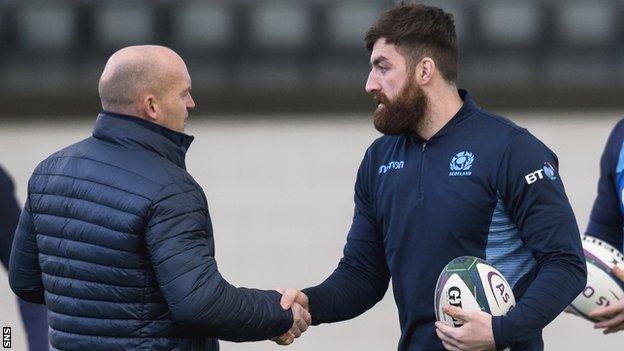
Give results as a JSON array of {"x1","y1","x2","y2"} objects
[{"x1": 17, "y1": 299, "x2": 49, "y2": 351}]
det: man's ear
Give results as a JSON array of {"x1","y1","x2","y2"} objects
[
  {"x1": 141, "y1": 94, "x2": 158, "y2": 122},
  {"x1": 416, "y1": 57, "x2": 435, "y2": 85}
]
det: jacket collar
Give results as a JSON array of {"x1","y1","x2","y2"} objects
[
  {"x1": 405, "y1": 89, "x2": 479, "y2": 142},
  {"x1": 92, "y1": 111, "x2": 194, "y2": 169}
]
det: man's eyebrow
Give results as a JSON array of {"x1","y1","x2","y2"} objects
[{"x1": 371, "y1": 56, "x2": 390, "y2": 67}]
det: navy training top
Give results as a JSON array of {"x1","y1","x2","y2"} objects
[
  {"x1": 587, "y1": 119, "x2": 624, "y2": 253},
  {"x1": 303, "y1": 91, "x2": 586, "y2": 350},
  {"x1": 0, "y1": 166, "x2": 20, "y2": 268}
]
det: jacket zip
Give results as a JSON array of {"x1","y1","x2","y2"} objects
[{"x1": 418, "y1": 142, "x2": 427, "y2": 199}]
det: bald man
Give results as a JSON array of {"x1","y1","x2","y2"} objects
[{"x1": 9, "y1": 46, "x2": 310, "y2": 351}]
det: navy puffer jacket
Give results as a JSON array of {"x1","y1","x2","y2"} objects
[{"x1": 9, "y1": 112, "x2": 292, "y2": 351}]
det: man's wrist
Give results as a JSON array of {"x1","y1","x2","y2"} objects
[
  {"x1": 301, "y1": 287, "x2": 318, "y2": 325},
  {"x1": 491, "y1": 315, "x2": 509, "y2": 350},
  {"x1": 268, "y1": 290, "x2": 295, "y2": 336}
]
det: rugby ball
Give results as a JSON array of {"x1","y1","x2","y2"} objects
[
  {"x1": 435, "y1": 256, "x2": 516, "y2": 327},
  {"x1": 568, "y1": 235, "x2": 624, "y2": 322}
]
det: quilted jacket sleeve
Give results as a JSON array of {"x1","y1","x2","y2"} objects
[
  {"x1": 145, "y1": 182, "x2": 293, "y2": 342},
  {"x1": 9, "y1": 195, "x2": 46, "y2": 304}
]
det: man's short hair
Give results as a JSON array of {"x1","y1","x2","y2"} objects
[{"x1": 365, "y1": 2, "x2": 459, "y2": 83}]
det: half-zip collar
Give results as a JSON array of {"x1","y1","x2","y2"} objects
[
  {"x1": 92, "y1": 111, "x2": 194, "y2": 169},
  {"x1": 404, "y1": 89, "x2": 479, "y2": 144}
]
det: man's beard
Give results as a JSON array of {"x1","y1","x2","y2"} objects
[{"x1": 372, "y1": 78, "x2": 428, "y2": 136}]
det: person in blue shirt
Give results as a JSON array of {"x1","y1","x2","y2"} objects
[
  {"x1": 279, "y1": 3, "x2": 586, "y2": 350},
  {"x1": 0, "y1": 166, "x2": 48, "y2": 351},
  {"x1": 585, "y1": 119, "x2": 624, "y2": 334}
]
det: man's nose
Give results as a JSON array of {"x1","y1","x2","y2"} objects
[{"x1": 365, "y1": 71, "x2": 380, "y2": 94}]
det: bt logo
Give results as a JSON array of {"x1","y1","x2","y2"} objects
[
  {"x1": 525, "y1": 162, "x2": 557, "y2": 184},
  {"x1": 525, "y1": 169, "x2": 545, "y2": 184}
]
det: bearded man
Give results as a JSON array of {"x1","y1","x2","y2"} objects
[{"x1": 278, "y1": 3, "x2": 586, "y2": 351}]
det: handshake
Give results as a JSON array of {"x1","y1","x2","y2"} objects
[{"x1": 271, "y1": 288, "x2": 311, "y2": 346}]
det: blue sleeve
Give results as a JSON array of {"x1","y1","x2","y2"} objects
[
  {"x1": 9, "y1": 192, "x2": 46, "y2": 304},
  {"x1": 302, "y1": 150, "x2": 391, "y2": 325},
  {"x1": 145, "y1": 183, "x2": 292, "y2": 342},
  {"x1": 586, "y1": 120, "x2": 624, "y2": 252},
  {"x1": 0, "y1": 167, "x2": 20, "y2": 268},
  {"x1": 491, "y1": 132, "x2": 586, "y2": 349}
]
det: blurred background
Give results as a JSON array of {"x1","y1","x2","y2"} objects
[
  {"x1": 1, "y1": 0, "x2": 624, "y2": 115},
  {"x1": 0, "y1": 0, "x2": 623, "y2": 350}
]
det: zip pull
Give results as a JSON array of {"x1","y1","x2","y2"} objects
[{"x1": 422, "y1": 142, "x2": 427, "y2": 152}]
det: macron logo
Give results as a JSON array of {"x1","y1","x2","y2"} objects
[{"x1": 379, "y1": 161, "x2": 405, "y2": 174}]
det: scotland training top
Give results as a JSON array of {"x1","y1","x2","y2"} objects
[
  {"x1": 587, "y1": 119, "x2": 624, "y2": 253},
  {"x1": 303, "y1": 91, "x2": 586, "y2": 351}
]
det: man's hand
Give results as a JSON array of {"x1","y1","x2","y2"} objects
[
  {"x1": 589, "y1": 265, "x2": 624, "y2": 334},
  {"x1": 279, "y1": 288, "x2": 309, "y2": 311},
  {"x1": 271, "y1": 288, "x2": 311, "y2": 345},
  {"x1": 435, "y1": 306, "x2": 496, "y2": 351}
]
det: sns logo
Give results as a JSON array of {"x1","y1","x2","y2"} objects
[
  {"x1": 525, "y1": 162, "x2": 557, "y2": 184},
  {"x1": 2, "y1": 327, "x2": 10, "y2": 349}
]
